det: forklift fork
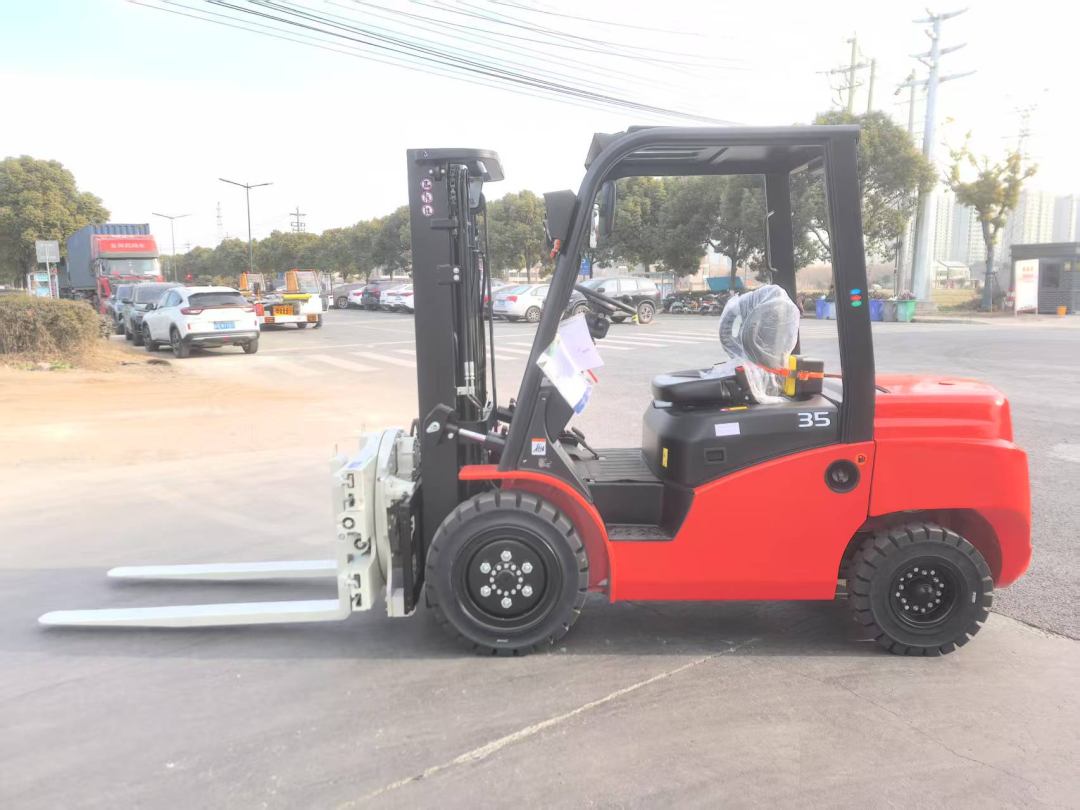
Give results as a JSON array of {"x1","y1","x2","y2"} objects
[{"x1": 38, "y1": 429, "x2": 418, "y2": 628}]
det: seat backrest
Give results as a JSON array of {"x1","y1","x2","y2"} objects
[{"x1": 716, "y1": 285, "x2": 800, "y2": 401}]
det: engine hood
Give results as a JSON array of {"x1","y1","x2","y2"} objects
[{"x1": 874, "y1": 375, "x2": 1013, "y2": 442}]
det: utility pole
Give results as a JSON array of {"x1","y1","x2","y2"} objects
[
  {"x1": 909, "y1": 8, "x2": 974, "y2": 304},
  {"x1": 894, "y1": 71, "x2": 922, "y2": 293},
  {"x1": 216, "y1": 202, "x2": 224, "y2": 243},
  {"x1": 821, "y1": 35, "x2": 872, "y2": 114},
  {"x1": 219, "y1": 178, "x2": 272, "y2": 275},
  {"x1": 866, "y1": 58, "x2": 877, "y2": 113},
  {"x1": 151, "y1": 212, "x2": 190, "y2": 282},
  {"x1": 290, "y1": 206, "x2": 307, "y2": 233}
]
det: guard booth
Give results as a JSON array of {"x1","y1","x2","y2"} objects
[{"x1": 1010, "y1": 242, "x2": 1080, "y2": 314}]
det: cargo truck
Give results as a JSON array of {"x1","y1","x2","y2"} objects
[{"x1": 62, "y1": 224, "x2": 163, "y2": 313}]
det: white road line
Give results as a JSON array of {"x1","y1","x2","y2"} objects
[
  {"x1": 255, "y1": 355, "x2": 323, "y2": 377},
  {"x1": 307, "y1": 353, "x2": 379, "y2": 373},
  {"x1": 392, "y1": 348, "x2": 416, "y2": 356},
  {"x1": 262, "y1": 340, "x2": 410, "y2": 354},
  {"x1": 352, "y1": 351, "x2": 415, "y2": 368},
  {"x1": 599, "y1": 338, "x2": 675, "y2": 348},
  {"x1": 495, "y1": 346, "x2": 531, "y2": 356}
]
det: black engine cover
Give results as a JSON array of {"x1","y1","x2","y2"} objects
[{"x1": 642, "y1": 395, "x2": 839, "y2": 487}]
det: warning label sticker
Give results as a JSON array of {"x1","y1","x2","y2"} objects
[{"x1": 530, "y1": 438, "x2": 547, "y2": 456}]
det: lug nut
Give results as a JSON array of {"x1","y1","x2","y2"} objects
[
  {"x1": 501, "y1": 597, "x2": 513, "y2": 609},
  {"x1": 500, "y1": 550, "x2": 512, "y2": 562},
  {"x1": 522, "y1": 585, "x2": 533, "y2": 597},
  {"x1": 480, "y1": 585, "x2": 491, "y2": 597},
  {"x1": 522, "y1": 562, "x2": 533, "y2": 574},
  {"x1": 480, "y1": 561, "x2": 491, "y2": 574}
]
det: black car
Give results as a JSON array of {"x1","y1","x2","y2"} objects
[
  {"x1": 121, "y1": 282, "x2": 181, "y2": 345},
  {"x1": 359, "y1": 278, "x2": 401, "y2": 310},
  {"x1": 567, "y1": 276, "x2": 662, "y2": 324}
]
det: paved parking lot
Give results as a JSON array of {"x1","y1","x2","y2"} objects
[{"x1": 2, "y1": 309, "x2": 1078, "y2": 807}]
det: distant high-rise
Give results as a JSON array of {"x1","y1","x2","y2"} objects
[
  {"x1": 933, "y1": 191, "x2": 954, "y2": 262},
  {"x1": 1000, "y1": 189, "x2": 1056, "y2": 265},
  {"x1": 948, "y1": 203, "x2": 986, "y2": 269},
  {"x1": 1053, "y1": 194, "x2": 1080, "y2": 242}
]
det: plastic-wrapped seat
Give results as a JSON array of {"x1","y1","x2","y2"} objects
[{"x1": 650, "y1": 285, "x2": 800, "y2": 407}]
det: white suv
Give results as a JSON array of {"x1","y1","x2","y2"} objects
[{"x1": 141, "y1": 286, "x2": 260, "y2": 358}]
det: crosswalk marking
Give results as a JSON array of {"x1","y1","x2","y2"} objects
[
  {"x1": 599, "y1": 338, "x2": 676, "y2": 348},
  {"x1": 308, "y1": 353, "x2": 379, "y2": 373},
  {"x1": 353, "y1": 351, "x2": 415, "y2": 368},
  {"x1": 256, "y1": 355, "x2": 322, "y2": 377}
]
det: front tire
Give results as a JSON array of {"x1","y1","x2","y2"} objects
[
  {"x1": 525, "y1": 306, "x2": 541, "y2": 323},
  {"x1": 637, "y1": 301, "x2": 656, "y2": 324},
  {"x1": 336, "y1": 296, "x2": 349, "y2": 309},
  {"x1": 571, "y1": 302, "x2": 589, "y2": 317},
  {"x1": 142, "y1": 325, "x2": 157, "y2": 352},
  {"x1": 848, "y1": 522, "x2": 993, "y2": 656},
  {"x1": 426, "y1": 490, "x2": 588, "y2": 656},
  {"x1": 131, "y1": 325, "x2": 143, "y2": 346}
]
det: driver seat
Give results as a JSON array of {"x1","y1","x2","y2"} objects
[{"x1": 651, "y1": 285, "x2": 800, "y2": 408}]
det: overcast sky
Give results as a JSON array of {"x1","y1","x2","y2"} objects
[{"x1": 2, "y1": 0, "x2": 1074, "y2": 252}]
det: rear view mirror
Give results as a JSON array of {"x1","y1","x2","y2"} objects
[{"x1": 145, "y1": 303, "x2": 156, "y2": 311}]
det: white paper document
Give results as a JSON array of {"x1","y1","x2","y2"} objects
[{"x1": 535, "y1": 314, "x2": 603, "y2": 414}]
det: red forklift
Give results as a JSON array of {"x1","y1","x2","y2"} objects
[{"x1": 41, "y1": 126, "x2": 1030, "y2": 657}]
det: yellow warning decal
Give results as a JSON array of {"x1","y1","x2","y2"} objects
[{"x1": 661, "y1": 447, "x2": 669, "y2": 468}]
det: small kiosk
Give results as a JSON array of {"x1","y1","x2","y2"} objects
[{"x1": 1010, "y1": 242, "x2": 1080, "y2": 314}]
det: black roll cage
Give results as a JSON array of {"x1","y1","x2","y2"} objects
[{"x1": 500, "y1": 125, "x2": 875, "y2": 471}]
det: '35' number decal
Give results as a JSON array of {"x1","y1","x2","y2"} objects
[{"x1": 798, "y1": 411, "x2": 832, "y2": 429}]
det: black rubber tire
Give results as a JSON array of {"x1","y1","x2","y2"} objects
[
  {"x1": 242, "y1": 338, "x2": 259, "y2": 354},
  {"x1": 506, "y1": 316, "x2": 519, "y2": 322},
  {"x1": 313, "y1": 317, "x2": 323, "y2": 329},
  {"x1": 637, "y1": 301, "x2": 656, "y2": 324},
  {"x1": 336, "y1": 296, "x2": 349, "y2": 309},
  {"x1": 114, "y1": 319, "x2": 124, "y2": 335},
  {"x1": 297, "y1": 322, "x2": 308, "y2": 329},
  {"x1": 142, "y1": 325, "x2": 157, "y2": 352},
  {"x1": 610, "y1": 315, "x2": 626, "y2": 324},
  {"x1": 525, "y1": 306, "x2": 542, "y2": 323},
  {"x1": 131, "y1": 325, "x2": 143, "y2": 346},
  {"x1": 848, "y1": 522, "x2": 993, "y2": 656},
  {"x1": 426, "y1": 490, "x2": 589, "y2": 656},
  {"x1": 170, "y1": 328, "x2": 190, "y2": 359},
  {"x1": 572, "y1": 303, "x2": 589, "y2": 317}
]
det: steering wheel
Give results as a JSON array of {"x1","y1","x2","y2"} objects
[{"x1": 574, "y1": 284, "x2": 638, "y2": 317}]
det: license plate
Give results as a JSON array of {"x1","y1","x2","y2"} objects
[
  {"x1": 215, "y1": 321, "x2": 235, "y2": 330},
  {"x1": 272, "y1": 306, "x2": 292, "y2": 316}
]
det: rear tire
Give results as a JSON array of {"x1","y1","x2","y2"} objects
[
  {"x1": 572, "y1": 302, "x2": 589, "y2": 317},
  {"x1": 131, "y1": 325, "x2": 143, "y2": 347},
  {"x1": 637, "y1": 301, "x2": 656, "y2": 324},
  {"x1": 242, "y1": 338, "x2": 259, "y2": 354},
  {"x1": 426, "y1": 490, "x2": 588, "y2": 656},
  {"x1": 848, "y1": 522, "x2": 993, "y2": 656},
  {"x1": 336, "y1": 296, "x2": 349, "y2": 309},
  {"x1": 142, "y1": 325, "x2": 157, "y2": 352},
  {"x1": 170, "y1": 328, "x2": 190, "y2": 359},
  {"x1": 525, "y1": 306, "x2": 541, "y2": 323},
  {"x1": 297, "y1": 322, "x2": 308, "y2": 329},
  {"x1": 611, "y1": 315, "x2": 626, "y2": 324}
]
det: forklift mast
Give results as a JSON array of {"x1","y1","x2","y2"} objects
[{"x1": 406, "y1": 148, "x2": 505, "y2": 550}]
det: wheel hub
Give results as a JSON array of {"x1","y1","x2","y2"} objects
[
  {"x1": 890, "y1": 560, "x2": 957, "y2": 627},
  {"x1": 466, "y1": 539, "x2": 546, "y2": 620}
]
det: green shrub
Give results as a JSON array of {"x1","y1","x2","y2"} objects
[{"x1": 0, "y1": 296, "x2": 103, "y2": 359}]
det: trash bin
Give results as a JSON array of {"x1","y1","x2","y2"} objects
[
  {"x1": 896, "y1": 300, "x2": 916, "y2": 322},
  {"x1": 883, "y1": 300, "x2": 898, "y2": 322},
  {"x1": 815, "y1": 298, "x2": 827, "y2": 319},
  {"x1": 825, "y1": 301, "x2": 836, "y2": 320},
  {"x1": 869, "y1": 299, "x2": 885, "y2": 321}
]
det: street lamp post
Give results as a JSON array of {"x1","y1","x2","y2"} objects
[
  {"x1": 151, "y1": 212, "x2": 190, "y2": 281},
  {"x1": 219, "y1": 178, "x2": 272, "y2": 274}
]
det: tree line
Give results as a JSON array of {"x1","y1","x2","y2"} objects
[{"x1": 9, "y1": 109, "x2": 1035, "y2": 294}]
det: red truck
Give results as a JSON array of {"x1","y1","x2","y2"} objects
[{"x1": 62, "y1": 224, "x2": 163, "y2": 313}]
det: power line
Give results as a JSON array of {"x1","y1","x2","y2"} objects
[{"x1": 134, "y1": 0, "x2": 738, "y2": 123}]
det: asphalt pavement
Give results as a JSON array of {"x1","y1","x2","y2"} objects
[{"x1": 2, "y1": 308, "x2": 1078, "y2": 808}]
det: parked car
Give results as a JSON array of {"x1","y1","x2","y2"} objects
[
  {"x1": 381, "y1": 283, "x2": 415, "y2": 312},
  {"x1": 492, "y1": 283, "x2": 548, "y2": 322},
  {"x1": 122, "y1": 281, "x2": 180, "y2": 345},
  {"x1": 331, "y1": 281, "x2": 366, "y2": 309},
  {"x1": 106, "y1": 284, "x2": 135, "y2": 334},
  {"x1": 576, "y1": 276, "x2": 660, "y2": 324},
  {"x1": 141, "y1": 286, "x2": 259, "y2": 358},
  {"x1": 359, "y1": 278, "x2": 402, "y2": 310},
  {"x1": 484, "y1": 281, "x2": 516, "y2": 318}
]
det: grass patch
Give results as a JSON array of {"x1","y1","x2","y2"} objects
[{"x1": 932, "y1": 288, "x2": 980, "y2": 312}]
